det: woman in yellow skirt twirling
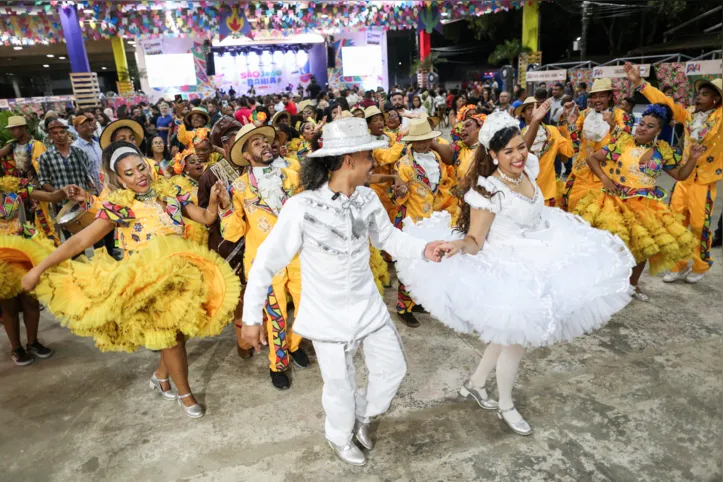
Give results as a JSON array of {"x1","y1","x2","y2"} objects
[
  {"x1": 21, "y1": 141, "x2": 240, "y2": 418},
  {"x1": 577, "y1": 104, "x2": 704, "y2": 301}
]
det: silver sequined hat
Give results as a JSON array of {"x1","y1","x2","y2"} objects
[{"x1": 307, "y1": 117, "x2": 388, "y2": 158}]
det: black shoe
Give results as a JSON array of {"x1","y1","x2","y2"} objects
[
  {"x1": 270, "y1": 369, "x2": 290, "y2": 390},
  {"x1": 11, "y1": 347, "x2": 34, "y2": 366},
  {"x1": 290, "y1": 348, "x2": 310, "y2": 368},
  {"x1": 27, "y1": 341, "x2": 54, "y2": 359},
  {"x1": 398, "y1": 312, "x2": 420, "y2": 328},
  {"x1": 411, "y1": 305, "x2": 428, "y2": 314}
]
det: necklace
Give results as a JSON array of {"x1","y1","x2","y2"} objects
[
  {"x1": 497, "y1": 169, "x2": 523, "y2": 186},
  {"x1": 135, "y1": 188, "x2": 157, "y2": 202}
]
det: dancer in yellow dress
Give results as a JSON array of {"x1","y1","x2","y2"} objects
[
  {"x1": 623, "y1": 62, "x2": 722, "y2": 284},
  {"x1": 559, "y1": 78, "x2": 632, "y2": 212},
  {"x1": 170, "y1": 149, "x2": 209, "y2": 246},
  {"x1": 576, "y1": 104, "x2": 703, "y2": 300},
  {"x1": 21, "y1": 141, "x2": 239, "y2": 418},
  {"x1": 177, "y1": 107, "x2": 211, "y2": 148},
  {"x1": 0, "y1": 176, "x2": 75, "y2": 365}
]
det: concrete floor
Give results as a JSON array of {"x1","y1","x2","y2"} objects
[{"x1": 0, "y1": 255, "x2": 720, "y2": 481}]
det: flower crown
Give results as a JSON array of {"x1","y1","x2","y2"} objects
[
  {"x1": 457, "y1": 104, "x2": 477, "y2": 121},
  {"x1": 478, "y1": 111, "x2": 520, "y2": 149},
  {"x1": 191, "y1": 127, "x2": 210, "y2": 146},
  {"x1": 171, "y1": 149, "x2": 195, "y2": 175},
  {"x1": 642, "y1": 104, "x2": 670, "y2": 124}
]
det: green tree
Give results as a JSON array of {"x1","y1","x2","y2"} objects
[
  {"x1": 488, "y1": 39, "x2": 532, "y2": 66},
  {"x1": 410, "y1": 52, "x2": 448, "y2": 77}
]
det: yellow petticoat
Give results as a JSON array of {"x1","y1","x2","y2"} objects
[
  {"x1": 369, "y1": 245, "x2": 390, "y2": 295},
  {"x1": 34, "y1": 235, "x2": 241, "y2": 352},
  {"x1": 574, "y1": 191, "x2": 695, "y2": 274},
  {"x1": 0, "y1": 235, "x2": 54, "y2": 300},
  {"x1": 184, "y1": 218, "x2": 210, "y2": 246}
]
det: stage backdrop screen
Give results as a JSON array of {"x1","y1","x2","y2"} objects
[
  {"x1": 341, "y1": 45, "x2": 383, "y2": 78},
  {"x1": 146, "y1": 53, "x2": 197, "y2": 88}
]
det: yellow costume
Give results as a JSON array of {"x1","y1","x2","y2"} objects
[
  {"x1": 287, "y1": 138, "x2": 311, "y2": 162},
  {"x1": 574, "y1": 129, "x2": 694, "y2": 274},
  {"x1": 561, "y1": 107, "x2": 631, "y2": 212},
  {"x1": 452, "y1": 143, "x2": 478, "y2": 189},
  {"x1": 522, "y1": 123, "x2": 574, "y2": 206},
  {"x1": 171, "y1": 174, "x2": 209, "y2": 246},
  {"x1": 639, "y1": 82, "x2": 722, "y2": 274},
  {"x1": 274, "y1": 156, "x2": 301, "y2": 172},
  {"x1": 220, "y1": 167, "x2": 304, "y2": 373},
  {"x1": 32, "y1": 179, "x2": 240, "y2": 352},
  {"x1": 394, "y1": 150, "x2": 458, "y2": 314},
  {"x1": 371, "y1": 131, "x2": 406, "y2": 222}
]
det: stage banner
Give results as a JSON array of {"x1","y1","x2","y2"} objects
[
  {"x1": 684, "y1": 60, "x2": 722, "y2": 76},
  {"x1": 212, "y1": 50, "x2": 313, "y2": 95},
  {"x1": 526, "y1": 70, "x2": 566, "y2": 82},
  {"x1": 593, "y1": 64, "x2": 650, "y2": 79}
]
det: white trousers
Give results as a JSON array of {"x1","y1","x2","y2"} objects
[{"x1": 312, "y1": 322, "x2": 407, "y2": 446}]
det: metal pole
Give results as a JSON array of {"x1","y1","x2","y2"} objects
[{"x1": 581, "y1": 1, "x2": 589, "y2": 60}]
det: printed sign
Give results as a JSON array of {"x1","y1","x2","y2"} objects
[
  {"x1": 685, "y1": 60, "x2": 722, "y2": 76},
  {"x1": 142, "y1": 39, "x2": 164, "y2": 56},
  {"x1": 366, "y1": 31, "x2": 382, "y2": 45},
  {"x1": 592, "y1": 64, "x2": 650, "y2": 79},
  {"x1": 526, "y1": 70, "x2": 567, "y2": 82}
]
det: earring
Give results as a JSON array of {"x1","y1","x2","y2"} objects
[{"x1": 493, "y1": 158, "x2": 499, "y2": 165}]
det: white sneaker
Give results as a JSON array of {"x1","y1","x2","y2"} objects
[
  {"x1": 662, "y1": 267, "x2": 690, "y2": 283},
  {"x1": 685, "y1": 272, "x2": 705, "y2": 284}
]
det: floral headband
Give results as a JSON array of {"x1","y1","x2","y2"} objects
[
  {"x1": 191, "y1": 127, "x2": 211, "y2": 146},
  {"x1": 457, "y1": 104, "x2": 478, "y2": 121},
  {"x1": 641, "y1": 104, "x2": 670, "y2": 125},
  {"x1": 171, "y1": 149, "x2": 196, "y2": 175}
]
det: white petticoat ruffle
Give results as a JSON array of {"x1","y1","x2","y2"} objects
[{"x1": 395, "y1": 210, "x2": 635, "y2": 347}]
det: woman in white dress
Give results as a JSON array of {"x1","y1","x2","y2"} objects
[{"x1": 396, "y1": 111, "x2": 635, "y2": 435}]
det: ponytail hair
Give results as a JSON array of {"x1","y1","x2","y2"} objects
[
  {"x1": 300, "y1": 154, "x2": 344, "y2": 191},
  {"x1": 455, "y1": 125, "x2": 520, "y2": 234}
]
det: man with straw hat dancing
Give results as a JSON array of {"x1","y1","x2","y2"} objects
[
  {"x1": 624, "y1": 62, "x2": 722, "y2": 284},
  {"x1": 393, "y1": 118, "x2": 460, "y2": 328},
  {"x1": 220, "y1": 123, "x2": 310, "y2": 390},
  {"x1": 558, "y1": 77, "x2": 632, "y2": 212},
  {"x1": 241, "y1": 117, "x2": 446, "y2": 466}
]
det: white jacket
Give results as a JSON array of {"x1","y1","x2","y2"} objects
[{"x1": 242, "y1": 184, "x2": 428, "y2": 342}]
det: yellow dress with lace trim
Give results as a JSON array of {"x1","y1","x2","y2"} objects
[
  {"x1": 0, "y1": 235, "x2": 54, "y2": 300},
  {"x1": 369, "y1": 245, "x2": 390, "y2": 295},
  {"x1": 171, "y1": 174, "x2": 209, "y2": 246},
  {"x1": 573, "y1": 131, "x2": 694, "y2": 274}
]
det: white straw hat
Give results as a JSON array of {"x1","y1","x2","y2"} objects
[{"x1": 307, "y1": 118, "x2": 388, "y2": 158}]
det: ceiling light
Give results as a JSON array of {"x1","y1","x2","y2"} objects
[
  {"x1": 47, "y1": 54, "x2": 54, "y2": 58},
  {"x1": 43, "y1": 64, "x2": 50, "y2": 68},
  {"x1": 13, "y1": 46, "x2": 22, "y2": 50},
  {"x1": 59, "y1": 56, "x2": 66, "y2": 60},
  {"x1": 83, "y1": 9, "x2": 93, "y2": 14},
  {"x1": 101, "y1": 66, "x2": 107, "y2": 70}
]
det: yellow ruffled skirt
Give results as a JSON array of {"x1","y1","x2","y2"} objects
[
  {"x1": 574, "y1": 191, "x2": 695, "y2": 274},
  {"x1": 34, "y1": 235, "x2": 241, "y2": 352},
  {"x1": 184, "y1": 218, "x2": 210, "y2": 246},
  {"x1": 369, "y1": 245, "x2": 390, "y2": 295},
  {"x1": 0, "y1": 235, "x2": 54, "y2": 300}
]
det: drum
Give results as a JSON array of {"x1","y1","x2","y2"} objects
[{"x1": 56, "y1": 201, "x2": 96, "y2": 235}]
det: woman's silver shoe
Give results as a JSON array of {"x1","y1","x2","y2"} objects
[
  {"x1": 150, "y1": 373, "x2": 177, "y2": 401},
  {"x1": 327, "y1": 440, "x2": 367, "y2": 466},
  {"x1": 354, "y1": 421, "x2": 373, "y2": 450},
  {"x1": 177, "y1": 393, "x2": 205, "y2": 418},
  {"x1": 496, "y1": 405, "x2": 532, "y2": 436},
  {"x1": 460, "y1": 381, "x2": 498, "y2": 410}
]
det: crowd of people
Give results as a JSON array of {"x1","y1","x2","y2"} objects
[{"x1": 0, "y1": 62, "x2": 721, "y2": 466}]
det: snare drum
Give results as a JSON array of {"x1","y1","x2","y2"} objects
[{"x1": 56, "y1": 201, "x2": 96, "y2": 235}]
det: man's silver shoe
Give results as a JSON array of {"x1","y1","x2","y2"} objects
[
  {"x1": 460, "y1": 381, "x2": 498, "y2": 410},
  {"x1": 177, "y1": 393, "x2": 205, "y2": 418},
  {"x1": 327, "y1": 440, "x2": 367, "y2": 466},
  {"x1": 496, "y1": 405, "x2": 532, "y2": 436},
  {"x1": 150, "y1": 373, "x2": 177, "y2": 401},
  {"x1": 354, "y1": 421, "x2": 373, "y2": 450}
]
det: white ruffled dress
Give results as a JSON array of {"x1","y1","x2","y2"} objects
[{"x1": 395, "y1": 167, "x2": 636, "y2": 347}]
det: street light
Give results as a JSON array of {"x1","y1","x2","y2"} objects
[{"x1": 13, "y1": 46, "x2": 22, "y2": 50}]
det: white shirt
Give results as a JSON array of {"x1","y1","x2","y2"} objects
[
  {"x1": 243, "y1": 184, "x2": 427, "y2": 342},
  {"x1": 271, "y1": 156, "x2": 289, "y2": 168},
  {"x1": 252, "y1": 166, "x2": 285, "y2": 215},
  {"x1": 549, "y1": 96, "x2": 564, "y2": 123},
  {"x1": 582, "y1": 110, "x2": 611, "y2": 143},
  {"x1": 413, "y1": 151, "x2": 440, "y2": 186},
  {"x1": 274, "y1": 101, "x2": 284, "y2": 113}
]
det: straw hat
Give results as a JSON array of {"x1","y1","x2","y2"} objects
[
  {"x1": 271, "y1": 110, "x2": 291, "y2": 127},
  {"x1": 298, "y1": 100, "x2": 313, "y2": 111},
  {"x1": 513, "y1": 96, "x2": 538, "y2": 117},
  {"x1": 401, "y1": 118, "x2": 441, "y2": 142},
  {"x1": 589, "y1": 78, "x2": 614, "y2": 94},
  {"x1": 340, "y1": 110, "x2": 354, "y2": 119},
  {"x1": 229, "y1": 124, "x2": 276, "y2": 167},
  {"x1": 694, "y1": 78, "x2": 723, "y2": 99},
  {"x1": 426, "y1": 116, "x2": 440, "y2": 129},
  {"x1": 306, "y1": 118, "x2": 388, "y2": 158},
  {"x1": 184, "y1": 107, "x2": 210, "y2": 126},
  {"x1": 274, "y1": 128, "x2": 288, "y2": 146},
  {"x1": 100, "y1": 119, "x2": 144, "y2": 149},
  {"x1": 4, "y1": 116, "x2": 27, "y2": 129},
  {"x1": 364, "y1": 106, "x2": 383, "y2": 120}
]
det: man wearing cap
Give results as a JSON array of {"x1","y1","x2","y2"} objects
[
  {"x1": 625, "y1": 62, "x2": 722, "y2": 284},
  {"x1": 241, "y1": 117, "x2": 445, "y2": 466},
  {"x1": 393, "y1": 118, "x2": 459, "y2": 328},
  {"x1": 220, "y1": 123, "x2": 309, "y2": 390},
  {"x1": 365, "y1": 106, "x2": 407, "y2": 222},
  {"x1": 559, "y1": 77, "x2": 632, "y2": 212},
  {"x1": 517, "y1": 97, "x2": 573, "y2": 207},
  {"x1": 38, "y1": 118, "x2": 94, "y2": 198},
  {"x1": 0, "y1": 115, "x2": 60, "y2": 243},
  {"x1": 72, "y1": 113, "x2": 103, "y2": 194},
  {"x1": 197, "y1": 116, "x2": 255, "y2": 358}
]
